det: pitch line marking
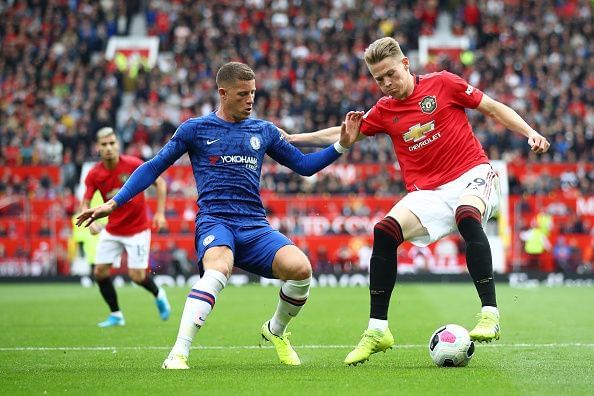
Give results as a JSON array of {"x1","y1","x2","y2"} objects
[{"x1": 0, "y1": 343, "x2": 593, "y2": 352}]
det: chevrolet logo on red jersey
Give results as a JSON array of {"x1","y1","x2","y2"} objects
[{"x1": 403, "y1": 121, "x2": 435, "y2": 142}]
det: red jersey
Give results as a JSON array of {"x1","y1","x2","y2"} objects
[
  {"x1": 360, "y1": 71, "x2": 489, "y2": 192},
  {"x1": 84, "y1": 155, "x2": 150, "y2": 235}
]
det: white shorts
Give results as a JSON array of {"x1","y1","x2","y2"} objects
[
  {"x1": 396, "y1": 164, "x2": 500, "y2": 247},
  {"x1": 94, "y1": 229, "x2": 151, "y2": 269}
]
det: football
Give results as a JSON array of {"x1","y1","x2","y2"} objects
[{"x1": 428, "y1": 324, "x2": 475, "y2": 367}]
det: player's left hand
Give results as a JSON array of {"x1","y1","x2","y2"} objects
[
  {"x1": 152, "y1": 212, "x2": 167, "y2": 231},
  {"x1": 339, "y1": 111, "x2": 364, "y2": 149},
  {"x1": 528, "y1": 132, "x2": 550, "y2": 154},
  {"x1": 76, "y1": 200, "x2": 117, "y2": 228}
]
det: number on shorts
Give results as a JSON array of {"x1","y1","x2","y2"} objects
[
  {"x1": 137, "y1": 245, "x2": 147, "y2": 259},
  {"x1": 465, "y1": 177, "x2": 486, "y2": 189}
]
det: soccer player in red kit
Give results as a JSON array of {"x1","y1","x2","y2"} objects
[
  {"x1": 81, "y1": 127, "x2": 171, "y2": 327},
  {"x1": 286, "y1": 37, "x2": 550, "y2": 365}
]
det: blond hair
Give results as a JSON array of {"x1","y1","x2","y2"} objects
[
  {"x1": 364, "y1": 37, "x2": 405, "y2": 66},
  {"x1": 216, "y1": 62, "x2": 256, "y2": 88},
  {"x1": 96, "y1": 127, "x2": 116, "y2": 140}
]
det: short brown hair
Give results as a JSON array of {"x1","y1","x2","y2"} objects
[
  {"x1": 364, "y1": 37, "x2": 405, "y2": 66},
  {"x1": 216, "y1": 62, "x2": 256, "y2": 87},
  {"x1": 96, "y1": 127, "x2": 116, "y2": 140}
]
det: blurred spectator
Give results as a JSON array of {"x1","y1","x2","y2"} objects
[
  {"x1": 166, "y1": 240, "x2": 195, "y2": 276},
  {"x1": 164, "y1": 201, "x2": 178, "y2": 218},
  {"x1": 38, "y1": 221, "x2": 51, "y2": 237},
  {"x1": 150, "y1": 242, "x2": 173, "y2": 274},
  {"x1": 31, "y1": 242, "x2": 55, "y2": 275},
  {"x1": 560, "y1": 213, "x2": 587, "y2": 234},
  {"x1": 314, "y1": 246, "x2": 333, "y2": 274},
  {"x1": 520, "y1": 216, "x2": 553, "y2": 271},
  {"x1": 2, "y1": 0, "x2": 594, "y2": 276},
  {"x1": 435, "y1": 237, "x2": 459, "y2": 259},
  {"x1": 553, "y1": 236, "x2": 573, "y2": 273},
  {"x1": 179, "y1": 221, "x2": 193, "y2": 235},
  {"x1": 0, "y1": 223, "x2": 8, "y2": 237}
]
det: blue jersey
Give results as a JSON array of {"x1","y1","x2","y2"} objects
[{"x1": 113, "y1": 112, "x2": 343, "y2": 224}]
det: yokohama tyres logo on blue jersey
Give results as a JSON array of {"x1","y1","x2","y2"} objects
[{"x1": 209, "y1": 155, "x2": 259, "y2": 170}]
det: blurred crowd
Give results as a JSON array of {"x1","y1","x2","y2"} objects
[{"x1": 1, "y1": 0, "x2": 593, "y2": 200}]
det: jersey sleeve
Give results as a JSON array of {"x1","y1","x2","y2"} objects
[
  {"x1": 360, "y1": 104, "x2": 385, "y2": 136},
  {"x1": 265, "y1": 123, "x2": 342, "y2": 176},
  {"x1": 83, "y1": 170, "x2": 97, "y2": 200},
  {"x1": 152, "y1": 122, "x2": 193, "y2": 168},
  {"x1": 442, "y1": 71, "x2": 483, "y2": 109}
]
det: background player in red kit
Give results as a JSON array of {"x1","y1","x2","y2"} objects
[
  {"x1": 286, "y1": 37, "x2": 550, "y2": 365},
  {"x1": 81, "y1": 127, "x2": 170, "y2": 327}
]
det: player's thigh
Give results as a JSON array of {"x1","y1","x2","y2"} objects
[
  {"x1": 122, "y1": 229, "x2": 151, "y2": 269},
  {"x1": 395, "y1": 190, "x2": 455, "y2": 246},
  {"x1": 196, "y1": 221, "x2": 236, "y2": 277},
  {"x1": 235, "y1": 225, "x2": 293, "y2": 279},
  {"x1": 94, "y1": 230, "x2": 124, "y2": 267},
  {"x1": 385, "y1": 203, "x2": 428, "y2": 241},
  {"x1": 458, "y1": 195, "x2": 486, "y2": 213},
  {"x1": 271, "y1": 245, "x2": 311, "y2": 281}
]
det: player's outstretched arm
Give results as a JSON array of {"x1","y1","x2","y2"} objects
[
  {"x1": 283, "y1": 111, "x2": 366, "y2": 147},
  {"x1": 477, "y1": 94, "x2": 550, "y2": 154},
  {"x1": 283, "y1": 126, "x2": 341, "y2": 147},
  {"x1": 268, "y1": 112, "x2": 363, "y2": 176}
]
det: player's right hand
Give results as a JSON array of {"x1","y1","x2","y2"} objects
[
  {"x1": 528, "y1": 132, "x2": 550, "y2": 154},
  {"x1": 76, "y1": 200, "x2": 117, "y2": 228}
]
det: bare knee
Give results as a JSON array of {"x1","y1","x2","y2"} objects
[
  {"x1": 290, "y1": 262, "x2": 312, "y2": 281},
  {"x1": 202, "y1": 246, "x2": 233, "y2": 278},
  {"x1": 129, "y1": 269, "x2": 146, "y2": 283},
  {"x1": 94, "y1": 264, "x2": 110, "y2": 280},
  {"x1": 203, "y1": 260, "x2": 231, "y2": 278},
  {"x1": 273, "y1": 245, "x2": 312, "y2": 281}
]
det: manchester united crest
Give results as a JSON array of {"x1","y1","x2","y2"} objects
[{"x1": 419, "y1": 96, "x2": 437, "y2": 114}]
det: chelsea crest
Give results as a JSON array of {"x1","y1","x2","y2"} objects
[{"x1": 250, "y1": 136, "x2": 261, "y2": 150}]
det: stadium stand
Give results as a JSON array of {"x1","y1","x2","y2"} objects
[{"x1": 1, "y1": 0, "x2": 592, "y2": 276}]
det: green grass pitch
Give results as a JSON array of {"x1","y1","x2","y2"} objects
[{"x1": 1, "y1": 283, "x2": 593, "y2": 395}]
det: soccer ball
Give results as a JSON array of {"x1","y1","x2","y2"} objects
[{"x1": 428, "y1": 324, "x2": 475, "y2": 367}]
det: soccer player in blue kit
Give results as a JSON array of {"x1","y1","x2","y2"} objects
[{"x1": 77, "y1": 62, "x2": 361, "y2": 369}]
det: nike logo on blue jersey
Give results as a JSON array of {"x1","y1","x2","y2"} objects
[{"x1": 206, "y1": 139, "x2": 220, "y2": 145}]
